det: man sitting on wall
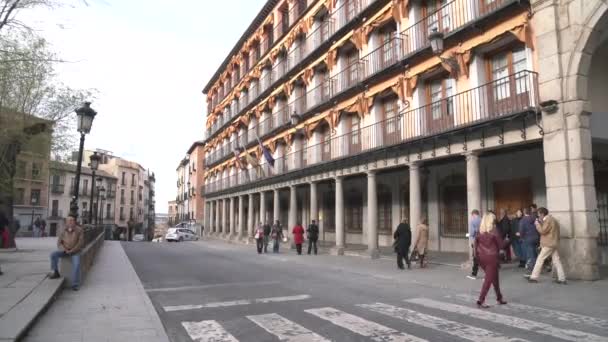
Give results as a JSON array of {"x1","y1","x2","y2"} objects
[{"x1": 49, "y1": 214, "x2": 84, "y2": 290}]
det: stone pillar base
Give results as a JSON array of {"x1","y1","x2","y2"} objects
[
  {"x1": 560, "y1": 238, "x2": 600, "y2": 281},
  {"x1": 367, "y1": 248, "x2": 380, "y2": 259},
  {"x1": 330, "y1": 246, "x2": 345, "y2": 256}
]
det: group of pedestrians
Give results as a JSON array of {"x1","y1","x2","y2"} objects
[
  {"x1": 468, "y1": 205, "x2": 567, "y2": 308},
  {"x1": 393, "y1": 218, "x2": 429, "y2": 270},
  {"x1": 253, "y1": 219, "x2": 321, "y2": 255}
]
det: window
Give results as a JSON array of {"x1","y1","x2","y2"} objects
[
  {"x1": 30, "y1": 189, "x2": 41, "y2": 205},
  {"x1": 131, "y1": 174, "x2": 136, "y2": 186},
  {"x1": 377, "y1": 184, "x2": 392, "y2": 232},
  {"x1": 346, "y1": 51, "x2": 359, "y2": 87},
  {"x1": 488, "y1": 46, "x2": 529, "y2": 113},
  {"x1": 382, "y1": 96, "x2": 399, "y2": 142},
  {"x1": 321, "y1": 124, "x2": 331, "y2": 161},
  {"x1": 130, "y1": 190, "x2": 135, "y2": 205},
  {"x1": 121, "y1": 172, "x2": 126, "y2": 185},
  {"x1": 120, "y1": 207, "x2": 125, "y2": 220},
  {"x1": 83, "y1": 179, "x2": 89, "y2": 196},
  {"x1": 345, "y1": 0, "x2": 361, "y2": 22},
  {"x1": 15, "y1": 188, "x2": 25, "y2": 205},
  {"x1": 51, "y1": 200, "x2": 59, "y2": 217},
  {"x1": 31, "y1": 162, "x2": 41, "y2": 179},
  {"x1": 129, "y1": 207, "x2": 134, "y2": 220},
  {"x1": 120, "y1": 189, "x2": 125, "y2": 204},
  {"x1": 425, "y1": 0, "x2": 451, "y2": 34},
  {"x1": 106, "y1": 204, "x2": 112, "y2": 218},
  {"x1": 425, "y1": 77, "x2": 454, "y2": 133},
  {"x1": 350, "y1": 115, "x2": 361, "y2": 153},
  {"x1": 82, "y1": 202, "x2": 88, "y2": 215},
  {"x1": 16, "y1": 160, "x2": 26, "y2": 178},
  {"x1": 345, "y1": 188, "x2": 363, "y2": 232},
  {"x1": 380, "y1": 27, "x2": 397, "y2": 68}
]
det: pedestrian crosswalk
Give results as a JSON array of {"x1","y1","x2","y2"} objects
[{"x1": 176, "y1": 294, "x2": 608, "y2": 342}]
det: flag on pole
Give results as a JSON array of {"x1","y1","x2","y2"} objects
[
  {"x1": 233, "y1": 150, "x2": 246, "y2": 170},
  {"x1": 257, "y1": 136, "x2": 275, "y2": 167}
]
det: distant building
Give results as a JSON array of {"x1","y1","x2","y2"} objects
[
  {"x1": 167, "y1": 200, "x2": 177, "y2": 226},
  {"x1": 47, "y1": 161, "x2": 117, "y2": 236}
]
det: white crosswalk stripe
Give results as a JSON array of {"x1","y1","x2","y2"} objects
[
  {"x1": 305, "y1": 307, "x2": 428, "y2": 342},
  {"x1": 452, "y1": 294, "x2": 608, "y2": 330},
  {"x1": 164, "y1": 294, "x2": 311, "y2": 312},
  {"x1": 247, "y1": 313, "x2": 330, "y2": 342},
  {"x1": 406, "y1": 298, "x2": 608, "y2": 342},
  {"x1": 359, "y1": 302, "x2": 529, "y2": 342},
  {"x1": 182, "y1": 320, "x2": 239, "y2": 342}
]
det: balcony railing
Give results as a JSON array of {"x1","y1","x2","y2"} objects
[
  {"x1": 49, "y1": 209, "x2": 63, "y2": 219},
  {"x1": 362, "y1": 35, "x2": 403, "y2": 78},
  {"x1": 51, "y1": 183, "x2": 65, "y2": 194},
  {"x1": 203, "y1": 71, "x2": 539, "y2": 194}
]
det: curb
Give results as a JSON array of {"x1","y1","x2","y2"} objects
[{"x1": 0, "y1": 276, "x2": 64, "y2": 342}]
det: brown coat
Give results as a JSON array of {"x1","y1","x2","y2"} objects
[
  {"x1": 537, "y1": 215, "x2": 560, "y2": 248},
  {"x1": 57, "y1": 225, "x2": 84, "y2": 254},
  {"x1": 414, "y1": 223, "x2": 429, "y2": 255}
]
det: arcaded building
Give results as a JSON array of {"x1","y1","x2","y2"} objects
[{"x1": 200, "y1": 0, "x2": 608, "y2": 280}]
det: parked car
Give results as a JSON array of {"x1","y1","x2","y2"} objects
[
  {"x1": 165, "y1": 227, "x2": 198, "y2": 242},
  {"x1": 133, "y1": 234, "x2": 145, "y2": 242}
]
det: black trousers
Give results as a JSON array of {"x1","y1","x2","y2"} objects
[
  {"x1": 256, "y1": 239, "x2": 264, "y2": 254},
  {"x1": 308, "y1": 238, "x2": 318, "y2": 255},
  {"x1": 296, "y1": 244, "x2": 303, "y2": 255},
  {"x1": 397, "y1": 251, "x2": 410, "y2": 269},
  {"x1": 472, "y1": 256, "x2": 480, "y2": 276}
]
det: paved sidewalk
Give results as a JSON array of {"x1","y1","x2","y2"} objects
[{"x1": 23, "y1": 241, "x2": 170, "y2": 342}]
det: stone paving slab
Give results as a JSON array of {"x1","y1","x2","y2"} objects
[{"x1": 22, "y1": 241, "x2": 170, "y2": 342}]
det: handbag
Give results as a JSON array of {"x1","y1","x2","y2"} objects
[
  {"x1": 410, "y1": 249, "x2": 419, "y2": 261},
  {"x1": 254, "y1": 232, "x2": 260, "y2": 239}
]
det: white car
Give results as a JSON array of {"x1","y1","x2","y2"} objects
[
  {"x1": 133, "y1": 234, "x2": 145, "y2": 242},
  {"x1": 165, "y1": 228, "x2": 198, "y2": 242}
]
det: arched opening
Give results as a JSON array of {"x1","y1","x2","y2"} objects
[{"x1": 589, "y1": 12, "x2": 608, "y2": 251}]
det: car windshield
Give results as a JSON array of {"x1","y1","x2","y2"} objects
[{"x1": 167, "y1": 228, "x2": 178, "y2": 234}]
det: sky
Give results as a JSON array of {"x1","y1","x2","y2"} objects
[{"x1": 23, "y1": 0, "x2": 267, "y2": 213}]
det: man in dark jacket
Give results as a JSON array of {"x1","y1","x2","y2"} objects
[
  {"x1": 519, "y1": 207, "x2": 540, "y2": 275},
  {"x1": 393, "y1": 220, "x2": 412, "y2": 270},
  {"x1": 497, "y1": 209, "x2": 512, "y2": 262},
  {"x1": 262, "y1": 221, "x2": 271, "y2": 253},
  {"x1": 306, "y1": 220, "x2": 319, "y2": 255}
]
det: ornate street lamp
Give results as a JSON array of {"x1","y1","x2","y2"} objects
[
  {"x1": 88, "y1": 152, "x2": 100, "y2": 224},
  {"x1": 70, "y1": 102, "x2": 97, "y2": 219},
  {"x1": 428, "y1": 28, "x2": 444, "y2": 55},
  {"x1": 96, "y1": 180, "x2": 105, "y2": 225}
]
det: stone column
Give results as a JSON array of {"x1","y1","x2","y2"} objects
[
  {"x1": 310, "y1": 182, "x2": 318, "y2": 223},
  {"x1": 208, "y1": 201, "x2": 213, "y2": 235},
  {"x1": 409, "y1": 162, "x2": 421, "y2": 238},
  {"x1": 260, "y1": 191, "x2": 266, "y2": 224},
  {"x1": 247, "y1": 194, "x2": 254, "y2": 242},
  {"x1": 229, "y1": 197, "x2": 235, "y2": 238},
  {"x1": 367, "y1": 171, "x2": 379, "y2": 259},
  {"x1": 221, "y1": 199, "x2": 227, "y2": 237},
  {"x1": 238, "y1": 195, "x2": 245, "y2": 240},
  {"x1": 288, "y1": 185, "x2": 297, "y2": 232},
  {"x1": 333, "y1": 176, "x2": 345, "y2": 255},
  {"x1": 215, "y1": 200, "x2": 220, "y2": 236},
  {"x1": 273, "y1": 189, "x2": 280, "y2": 225},
  {"x1": 465, "y1": 152, "x2": 481, "y2": 215}
]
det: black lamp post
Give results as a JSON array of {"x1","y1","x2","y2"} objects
[
  {"x1": 88, "y1": 152, "x2": 100, "y2": 224},
  {"x1": 69, "y1": 102, "x2": 97, "y2": 219},
  {"x1": 96, "y1": 181, "x2": 105, "y2": 226}
]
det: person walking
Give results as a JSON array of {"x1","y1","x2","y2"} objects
[
  {"x1": 412, "y1": 217, "x2": 429, "y2": 268},
  {"x1": 519, "y1": 207, "x2": 540, "y2": 276},
  {"x1": 467, "y1": 210, "x2": 482, "y2": 279},
  {"x1": 510, "y1": 209, "x2": 524, "y2": 267},
  {"x1": 393, "y1": 219, "x2": 412, "y2": 270},
  {"x1": 306, "y1": 220, "x2": 319, "y2": 255},
  {"x1": 0, "y1": 211, "x2": 9, "y2": 276},
  {"x1": 475, "y1": 212, "x2": 507, "y2": 308},
  {"x1": 271, "y1": 220, "x2": 283, "y2": 253},
  {"x1": 254, "y1": 223, "x2": 264, "y2": 254},
  {"x1": 263, "y1": 221, "x2": 271, "y2": 253},
  {"x1": 292, "y1": 222, "x2": 305, "y2": 255},
  {"x1": 528, "y1": 207, "x2": 567, "y2": 284},
  {"x1": 497, "y1": 209, "x2": 512, "y2": 262}
]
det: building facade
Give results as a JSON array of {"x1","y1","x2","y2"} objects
[
  {"x1": 84, "y1": 149, "x2": 156, "y2": 240},
  {"x1": 47, "y1": 161, "x2": 117, "y2": 236},
  {"x1": 175, "y1": 158, "x2": 189, "y2": 222},
  {"x1": 200, "y1": 0, "x2": 608, "y2": 280},
  {"x1": 167, "y1": 200, "x2": 177, "y2": 226},
  {"x1": 187, "y1": 141, "x2": 206, "y2": 225}
]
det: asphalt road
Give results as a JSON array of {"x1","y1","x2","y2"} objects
[{"x1": 122, "y1": 239, "x2": 608, "y2": 342}]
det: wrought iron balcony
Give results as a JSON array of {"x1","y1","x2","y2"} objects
[
  {"x1": 203, "y1": 70, "x2": 539, "y2": 195},
  {"x1": 51, "y1": 183, "x2": 65, "y2": 194}
]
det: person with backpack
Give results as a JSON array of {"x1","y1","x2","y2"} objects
[{"x1": 306, "y1": 220, "x2": 319, "y2": 255}]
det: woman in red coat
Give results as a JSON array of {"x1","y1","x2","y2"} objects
[
  {"x1": 292, "y1": 222, "x2": 305, "y2": 255},
  {"x1": 475, "y1": 212, "x2": 508, "y2": 308}
]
